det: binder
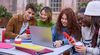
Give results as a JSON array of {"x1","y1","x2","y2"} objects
[{"x1": 15, "y1": 44, "x2": 53, "y2": 55}]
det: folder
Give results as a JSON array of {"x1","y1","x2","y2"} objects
[{"x1": 15, "y1": 44, "x2": 53, "y2": 54}]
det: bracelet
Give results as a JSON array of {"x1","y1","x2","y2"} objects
[{"x1": 62, "y1": 41, "x2": 64, "y2": 45}]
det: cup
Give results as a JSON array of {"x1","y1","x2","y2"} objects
[
  {"x1": 75, "y1": 42, "x2": 83, "y2": 49},
  {"x1": 14, "y1": 38, "x2": 22, "y2": 44},
  {"x1": 5, "y1": 39, "x2": 11, "y2": 43},
  {"x1": 26, "y1": 29, "x2": 30, "y2": 34}
]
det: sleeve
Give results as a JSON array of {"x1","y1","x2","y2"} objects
[
  {"x1": 86, "y1": 47, "x2": 100, "y2": 55},
  {"x1": 51, "y1": 25, "x2": 56, "y2": 42},
  {"x1": 62, "y1": 37, "x2": 69, "y2": 45},
  {"x1": 5, "y1": 16, "x2": 18, "y2": 38}
]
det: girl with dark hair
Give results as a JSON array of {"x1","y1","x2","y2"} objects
[
  {"x1": 52, "y1": 8, "x2": 81, "y2": 55},
  {"x1": 52, "y1": 8, "x2": 81, "y2": 47},
  {"x1": 37, "y1": 7, "x2": 53, "y2": 27},
  {"x1": 75, "y1": 1, "x2": 100, "y2": 55}
]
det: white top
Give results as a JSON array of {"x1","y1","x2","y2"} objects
[
  {"x1": 81, "y1": 26, "x2": 93, "y2": 40},
  {"x1": 81, "y1": 26, "x2": 100, "y2": 55},
  {"x1": 81, "y1": 26, "x2": 95, "y2": 47}
]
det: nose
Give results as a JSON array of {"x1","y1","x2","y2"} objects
[
  {"x1": 41, "y1": 15, "x2": 45, "y2": 18},
  {"x1": 29, "y1": 14, "x2": 32, "y2": 17},
  {"x1": 63, "y1": 19, "x2": 66, "y2": 22}
]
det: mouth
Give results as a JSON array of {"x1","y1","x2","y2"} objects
[{"x1": 41, "y1": 18, "x2": 47, "y2": 21}]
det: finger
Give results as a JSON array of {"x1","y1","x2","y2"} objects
[
  {"x1": 75, "y1": 49, "x2": 82, "y2": 53},
  {"x1": 56, "y1": 44, "x2": 61, "y2": 48}
]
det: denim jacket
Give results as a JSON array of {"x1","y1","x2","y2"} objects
[{"x1": 51, "y1": 25, "x2": 70, "y2": 45}]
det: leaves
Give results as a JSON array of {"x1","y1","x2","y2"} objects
[
  {"x1": 0, "y1": 5, "x2": 12, "y2": 19},
  {"x1": 35, "y1": 4, "x2": 43, "y2": 19}
]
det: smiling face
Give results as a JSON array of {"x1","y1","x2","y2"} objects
[
  {"x1": 40, "y1": 10, "x2": 48, "y2": 21},
  {"x1": 61, "y1": 14, "x2": 68, "y2": 27},
  {"x1": 24, "y1": 8, "x2": 35, "y2": 21}
]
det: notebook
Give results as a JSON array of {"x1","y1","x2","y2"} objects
[
  {"x1": 29, "y1": 26, "x2": 54, "y2": 48},
  {"x1": 15, "y1": 44, "x2": 53, "y2": 54},
  {"x1": 0, "y1": 43, "x2": 14, "y2": 49}
]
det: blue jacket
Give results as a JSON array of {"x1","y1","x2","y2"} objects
[{"x1": 51, "y1": 25, "x2": 69, "y2": 45}]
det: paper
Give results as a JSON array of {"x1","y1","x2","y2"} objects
[
  {"x1": 0, "y1": 43, "x2": 14, "y2": 49},
  {"x1": 15, "y1": 44, "x2": 45, "y2": 51}
]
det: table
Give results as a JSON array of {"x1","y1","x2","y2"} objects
[{"x1": 0, "y1": 43, "x2": 72, "y2": 55}]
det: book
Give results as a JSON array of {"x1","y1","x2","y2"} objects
[
  {"x1": 15, "y1": 44, "x2": 53, "y2": 54},
  {"x1": 0, "y1": 43, "x2": 14, "y2": 49}
]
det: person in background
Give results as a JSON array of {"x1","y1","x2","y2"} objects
[
  {"x1": 5, "y1": 3, "x2": 37, "y2": 39},
  {"x1": 81, "y1": 16, "x2": 93, "y2": 47},
  {"x1": 75, "y1": 1, "x2": 100, "y2": 55},
  {"x1": 52, "y1": 8, "x2": 82, "y2": 55},
  {"x1": 77, "y1": 8, "x2": 86, "y2": 27},
  {"x1": 37, "y1": 7, "x2": 53, "y2": 27}
]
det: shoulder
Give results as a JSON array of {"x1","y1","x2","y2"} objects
[
  {"x1": 51, "y1": 25, "x2": 57, "y2": 33},
  {"x1": 51, "y1": 25, "x2": 56, "y2": 29},
  {"x1": 11, "y1": 14, "x2": 23, "y2": 21},
  {"x1": 49, "y1": 21, "x2": 54, "y2": 27}
]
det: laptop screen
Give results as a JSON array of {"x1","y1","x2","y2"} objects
[{"x1": 29, "y1": 26, "x2": 54, "y2": 48}]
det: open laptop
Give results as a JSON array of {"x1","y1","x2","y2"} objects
[{"x1": 29, "y1": 26, "x2": 54, "y2": 48}]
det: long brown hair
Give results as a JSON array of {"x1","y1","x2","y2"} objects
[
  {"x1": 81, "y1": 15, "x2": 92, "y2": 27},
  {"x1": 56, "y1": 8, "x2": 81, "y2": 41},
  {"x1": 91, "y1": 16, "x2": 100, "y2": 47}
]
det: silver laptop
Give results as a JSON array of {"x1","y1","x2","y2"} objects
[{"x1": 29, "y1": 26, "x2": 54, "y2": 48}]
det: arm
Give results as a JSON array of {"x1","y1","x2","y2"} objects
[
  {"x1": 86, "y1": 47, "x2": 100, "y2": 55},
  {"x1": 51, "y1": 25, "x2": 56, "y2": 42},
  {"x1": 5, "y1": 16, "x2": 18, "y2": 38}
]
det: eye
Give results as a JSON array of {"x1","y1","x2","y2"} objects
[
  {"x1": 61, "y1": 17, "x2": 64, "y2": 19},
  {"x1": 28, "y1": 12, "x2": 31, "y2": 14},
  {"x1": 32, "y1": 13, "x2": 35, "y2": 15}
]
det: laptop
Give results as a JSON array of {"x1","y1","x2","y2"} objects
[{"x1": 29, "y1": 26, "x2": 54, "y2": 48}]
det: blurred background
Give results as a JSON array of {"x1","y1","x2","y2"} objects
[{"x1": 1, "y1": 0, "x2": 97, "y2": 28}]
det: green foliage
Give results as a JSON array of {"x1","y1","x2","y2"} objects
[
  {"x1": 0, "y1": 5, "x2": 12, "y2": 19},
  {"x1": 79, "y1": 2, "x2": 88, "y2": 8},
  {"x1": 35, "y1": 4, "x2": 43, "y2": 19}
]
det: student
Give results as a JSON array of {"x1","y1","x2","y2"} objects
[
  {"x1": 5, "y1": 3, "x2": 37, "y2": 39},
  {"x1": 37, "y1": 7, "x2": 53, "y2": 27},
  {"x1": 77, "y1": 8, "x2": 86, "y2": 27},
  {"x1": 75, "y1": 1, "x2": 100, "y2": 55},
  {"x1": 52, "y1": 8, "x2": 81, "y2": 47},
  {"x1": 81, "y1": 16, "x2": 94, "y2": 47},
  {"x1": 52, "y1": 8, "x2": 82, "y2": 55}
]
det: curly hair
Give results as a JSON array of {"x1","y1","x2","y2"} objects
[{"x1": 56, "y1": 8, "x2": 81, "y2": 41}]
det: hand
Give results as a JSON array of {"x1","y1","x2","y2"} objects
[
  {"x1": 54, "y1": 40, "x2": 63, "y2": 48},
  {"x1": 75, "y1": 45, "x2": 86, "y2": 53},
  {"x1": 19, "y1": 33, "x2": 30, "y2": 39},
  {"x1": 69, "y1": 38, "x2": 76, "y2": 46}
]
